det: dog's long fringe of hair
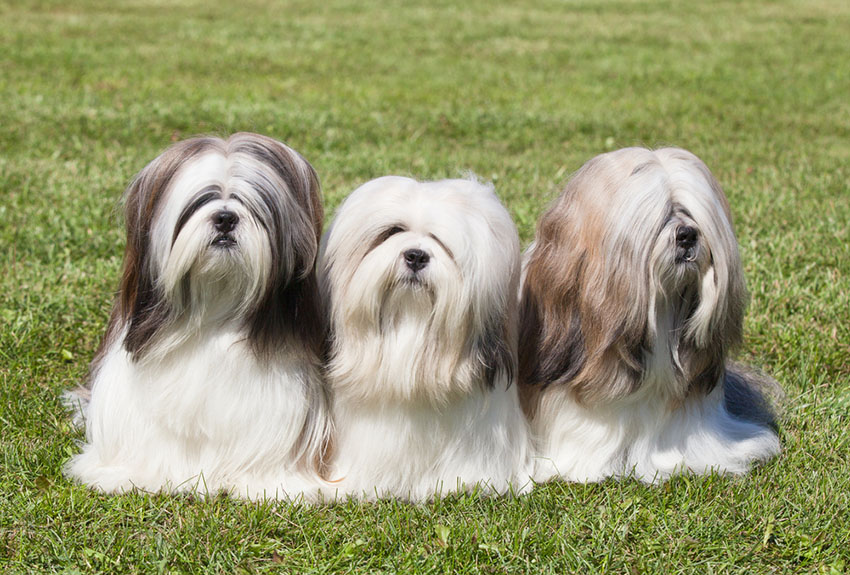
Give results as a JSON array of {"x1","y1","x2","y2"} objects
[{"x1": 319, "y1": 176, "x2": 532, "y2": 500}]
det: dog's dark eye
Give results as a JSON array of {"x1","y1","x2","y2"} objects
[
  {"x1": 377, "y1": 225, "x2": 405, "y2": 243},
  {"x1": 173, "y1": 188, "x2": 220, "y2": 245},
  {"x1": 675, "y1": 226, "x2": 699, "y2": 263},
  {"x1": 368, "y1": 225, "x2": 407, "y2": 253}
]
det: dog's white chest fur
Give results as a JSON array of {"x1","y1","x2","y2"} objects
[
  {"x1": 330, "y1": 388, "x2": 531, "y2": 501},
  {"x1": 531, "y1": 383, "x2": 781, "y2": 483},
  {"x1": 69, "y1": 329, "x2": 321, "y2": 499}
]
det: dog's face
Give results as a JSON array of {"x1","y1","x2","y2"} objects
[
  {"x1": 109, "y1": 133, "x2": 323, "y2": 361},
  {"x1": 520, "y1": 147, "x2": 746, "y2": 404},
  {"x1": 321, "y1": 177, "x2": 519, "y2": 403}
]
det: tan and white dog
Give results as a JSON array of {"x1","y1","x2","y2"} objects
[{"x1": 519, "y1": 147, "x2": 780, "y2": 483}]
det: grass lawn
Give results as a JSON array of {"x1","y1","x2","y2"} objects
[{"x1": 1, "y1": 0, "x2": 849, "y2": 572}]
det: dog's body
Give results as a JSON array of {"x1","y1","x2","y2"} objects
[
  {"x1": 519, "y1": 148, "x2": 780, "y2": 483},
  {"x1": 329, "y1": 385, "x2": 531, "y2": 501},
  {"x1": 71, "y1": 328, "x2": 326, "y2": 496},
  {"x1": 524, "y1": 365, "x2": 780, "y2": 482},
  {"x1": 66, "y1": 133, "x2": 330, "y2": 499},
  {"x1": 320, "y1": 177, "x2": 531, "y2": 500}
]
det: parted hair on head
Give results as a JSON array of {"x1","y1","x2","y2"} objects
[
  {"x1": 520, "y1": 147, "x2": 748, "y2": 405},
  {"x1": 99, "y1": 132, "x2": 324, "y2": 366}
]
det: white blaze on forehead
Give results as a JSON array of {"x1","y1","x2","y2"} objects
[{"x1": 170, "y1": 150, "x2": 229, "y2": 197}]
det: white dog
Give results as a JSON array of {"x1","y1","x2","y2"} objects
[
  {"x1": 519, "y1": 147, "x2": 781, "y2": 483},
  {"x1": 66, "y1": 133, "x2": 331, "y2": 500},
  {"x1": 320, "y1": 176, "x2": 532, "y2": 501}
]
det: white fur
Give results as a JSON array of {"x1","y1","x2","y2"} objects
[
  {"x1": 69, "y1": 328, "x2": 325, "y2": 499},
  {"x1": 531, "y1": 375, "x2": 781, "y2": 483},
  {"x1": 321, "y1": 176, "x2": 532, "y2": 500}
]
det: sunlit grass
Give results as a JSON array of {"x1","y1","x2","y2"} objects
[{"x1": 1, "y1": 0, "x2": 848, "y2": 572}]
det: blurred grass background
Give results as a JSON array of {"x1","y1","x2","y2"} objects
[{"x1": 1, "y1": 0, "x2": 848, "y2": 572}]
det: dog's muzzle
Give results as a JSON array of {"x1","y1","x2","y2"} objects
[
  {"x1": 212, "y1": 210, "x2": 239, "y2": 247},
  {"x1": 676, "y1": 226, "x2": 698, "y2": 262}
]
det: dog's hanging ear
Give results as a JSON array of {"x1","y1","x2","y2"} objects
[
  {"x1": 472, "y1": 310, "x2": 516, "y2": 390},
  {"x1": 519, "y1": 152, "x2": 654, "y2": 404},
  {"x1": 248, "y1": 268, "x2": 326, "y2": 360},
  {"x1": 112, "y1": 138, "x2": 222, "y2": 361},
  {"x1": 520, "y1": 246, "x2": 647, "y2": 405},
  {"x1": 519, "y1": 249, "x2": 587, "y2": 392},
  {"x1": 228, "y1": 133, "x2": 326, "y2": 359},
  {"x1": 518, "y1": 174, "x2": 590, "y2": 396}
]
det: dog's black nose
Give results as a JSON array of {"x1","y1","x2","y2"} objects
[
  {"x1": 212, "y1": 210, "x2": 239, "y2": 233},
  {"x1": 676, "y1": 226, "x2": 698, "y2": 249},
  {"x1": 403, "y1": 249, "x2": 430, "y2": 272}
]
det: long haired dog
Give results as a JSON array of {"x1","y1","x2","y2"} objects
[
  {"x1": 320, "y1": 177, "x2": 531, "y2": 501},
  {"x1": 519, "y1": 147, "x2": 780, "y2": 483},
  {"x1": 66, "y1": 133, "x2": 330, "y2": 500}
]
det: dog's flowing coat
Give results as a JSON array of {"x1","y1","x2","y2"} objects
[
  {"x1": 321, "y1": 177, "x2": 531, "y2": 500},
  {"x1": 519, "y1": 148, "x2": 780, "y2": 483},
  {"x1": 66, "y1": 133, "x2": 330, "y2": 499}
]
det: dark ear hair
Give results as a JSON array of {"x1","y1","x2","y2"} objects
[
  {"x1": 518, "y1": 156, "x2": 649, "y2": 405},
  {"x1": 519, "y1": 253, "x2": 646, "y2": 405},
  {"x1": 518, "y1": 268, "x2": 586, "y2": 391},
  {"x1": 226, "y1": 133, "x2": 326, "y2": 359},
  {"x1": 248, "y1": 269, "x2": 326, "y2": 360},
  {"x1": 472, "y1": 311, "x2": 516, "y2": 390},
  {"x1": 116, "y1": 138, "x2": 224, "y2": 361}
]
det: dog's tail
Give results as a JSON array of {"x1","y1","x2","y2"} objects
[{"x1": 724, "y1": 362, "x2": 784, "y2": 432}]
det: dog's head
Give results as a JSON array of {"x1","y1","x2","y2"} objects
[
  {"x1": 520, "y1": 147, "x2": 746, "y2": 404},
  {"x1": 321, "y1": 176, "x2": 520, "y2": 403},
  {"x1": 110, "y1": 133, "x2": 323, "y2": 361}
]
